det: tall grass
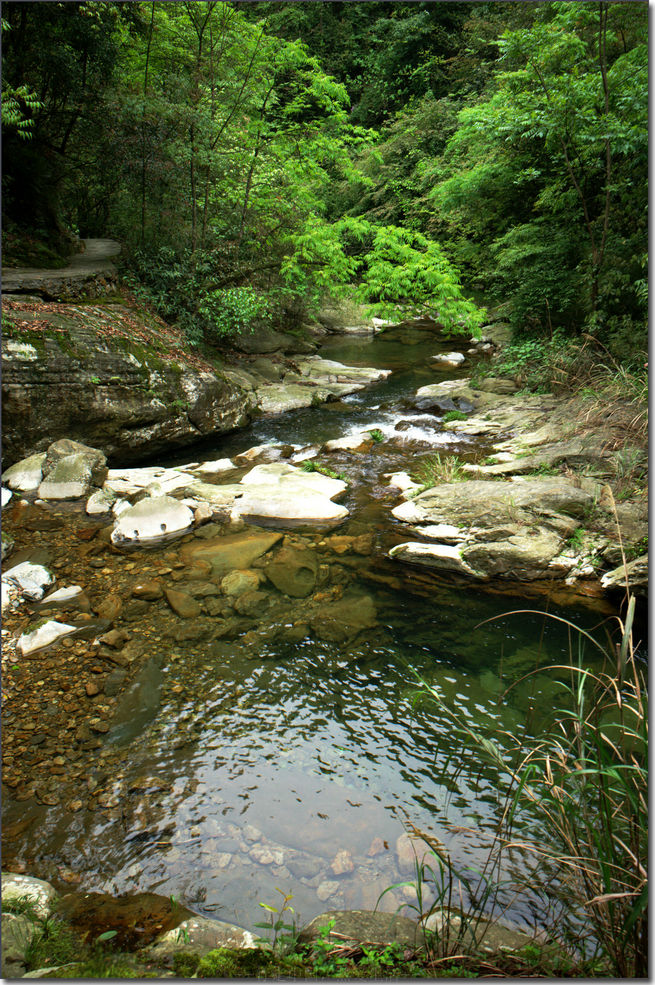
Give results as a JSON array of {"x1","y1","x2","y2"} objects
[{"x1": 403, "y1": 592, "x2": 647, "y2": 977}]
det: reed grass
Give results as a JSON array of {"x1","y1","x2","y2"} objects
[{"x1": 401, "y1": 572, "x2": 647, "y2": 975}]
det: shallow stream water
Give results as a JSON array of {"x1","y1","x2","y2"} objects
[{"x1": 2, "y1": 323, "x2": 620, "y2": 935}]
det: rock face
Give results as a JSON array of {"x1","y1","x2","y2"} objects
[
  {"x1": 1, "y1": 303, "x2": 256, "y2": 464},
  {"x1": 390, "y1": 477, "x2": 595, "y2": 582}
]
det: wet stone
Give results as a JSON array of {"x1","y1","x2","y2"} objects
[
  {"x1": 132, "y1": 580, "x2": 163, "y2": 601},
  {"x1": 104, "y1": 669, "x2": 127, "y2": 696},
  {"x1": 164, "y1": 588, "x2": 201, "y2": 619}
]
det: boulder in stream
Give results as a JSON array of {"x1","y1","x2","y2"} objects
[
  {"x1": 111, "y1": 495, "x2": 194, "y2": 547},
  {"x1": 265, "y1": 545, "x2": 319, "y2": 597},
  {"x1": 390, "y1": 477, "x2": 595, "y2": 582},
  {"x1": 3, "y1": 452, "x2": 47, "y2": 492}
]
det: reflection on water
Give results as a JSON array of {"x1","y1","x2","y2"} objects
[{"x1": 3, "y1": 565, "x2": 608, "y2": 932}]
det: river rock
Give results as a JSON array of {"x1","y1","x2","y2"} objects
[
  {"x1": 38, "y1": 443, "x2": 108, "y2": 500},
  {"x1": 19, "y1": 619, "x2": 79, "y2": 655},
  {"x1": 1, "y1": 487, "x2": 12, "y2": 509},
  {"x1": 86, "y1": 487, "x2": 118, "y2": 514},
  {"x1": 164, "y1": 588, "x2": 201, "y2": 619},
  {"x1": 132, "y1": 580, "x2": 164, "y2": 601},
  {"x1": 432, "y1": 352, "x2": 465, "y2": 365},
  {"x1": 330, "y1": 850, "x2": 355, "y2": 875},
  {"x1": 323, "y1": 433, "x2": 373, "y2": 452},
  {"x1": 296, "y1": 356, "x2": 391, "y2": 387},
  {"x1": 2, "y1": 912, "x2": 37, "y2": 977},
  {"x1": 145, "y1": 916, "x2": 257, "y2": 961},
  {"x1": 297, "y1": 910, "x2": 422, "y2": 948},
  {"x1": 234, "y1": 462, "x2": 348, "y2": 530},
  {"x1": 220, "y1": 569, "x2": 262, "y2": 598},
  {"x1": 94, "y1": 594, "x2": 123, "y2": 622},
  {"x1": 36, "y1": 585, "x2": 88, "y2": 612},
  {"x1": 264, "y1": 546, "x2": 319, "y2": 597},
  {"x1": 2, "y1": 872, "x2": 58, "y2": 920},
  {"x1": 256, "y1": 383, "x2": 333, "y2": 414},
  {"x1": 600, "y1": 555, "x2": 648, "y2": 596},
  {"x1": 2, "y1": 560, "x2": 54, "y2": 600},
  {"x1": 233, "y1": 589, "x2": 269, "y2": 616},
  {"x1": 309, "y1": 594, "x2": 377, "y2": 643},
  {"x1": 390, "y1": 478, "x2": 595, "y2": 582},
  {"x1": 193, "y1": 458, "x2": 236, "y2": 475},
  {"x1": 2, "y1": 531, "x2": 15, "y2": 562},
  {"x1": 111, "y1": 495, "x2": 194, "y2": 547},
  {"x1": 180, "y1": 530, "x2": 283, "y2": 578},
  {"x1": 389, "y1": 542, "x2": 482, "y2": 578},
  {"x1": 3, "y1": 452, "x2": 47, "y2": 492}
]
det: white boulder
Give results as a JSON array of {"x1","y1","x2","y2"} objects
[
  {"x1": 2, "y1": 561, "x2": 54, "y2": 600},
  {"x1": 111, "y1": 495, "x2": 194, "y2": 547}
]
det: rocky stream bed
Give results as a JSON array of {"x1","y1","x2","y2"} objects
[{"x1": 1, "y1": 302, "x2": 648, "y2": 975}]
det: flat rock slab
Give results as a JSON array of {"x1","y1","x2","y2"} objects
[
  {"x1": 601, "y1": 554, "x2": 648, "y2": 596},
  {"x1": 180, "y1": 530, "x2": 283, "y2": 578},
  {"x1": 18, "y1": 619, "x2": 78, "y2": 655},
  {"x1": 297, "y1": 357, "x2": 392, "y2": 386},
  {"x1": 390, "y1": 477, "x2": 595, "y2": 582},
  {"x1": 393, "y1": 478, "x2": 593, "y2": 529},
  {"x1": 298, "y1": 910, "x2": 422, "y2": 948}
]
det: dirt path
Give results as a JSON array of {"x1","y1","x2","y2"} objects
[{"x1": 2, "y1": 238, "x2": 121, "y2": 292}]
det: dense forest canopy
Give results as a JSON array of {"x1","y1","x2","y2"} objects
[{"x1": 2, "y1": 1, "x2": 648, "y2": 358}]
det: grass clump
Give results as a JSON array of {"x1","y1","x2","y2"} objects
[
  {"x1": 403, "y1": 583, "x2": 647, "y2": 978},
  {"x1": 441, "y1": 410, "x2": 467, "y2": 423},
  {"x1": 367, "y1": 428, "x2": 385, "y2": 442},
  {"x1": 412, "y1": 453, "x2": 466, "y2": 489},
  {"x1": 301, "y1": 460, "x2": 348, "y2": 482}
]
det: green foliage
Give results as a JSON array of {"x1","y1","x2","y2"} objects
[
  {"x1": 367, "y1": 428, "x2": 385, "y2": 443},
  {"x1": 430, "y1": 3, "x2": 647, "y2": 350},
  {"x1": 413, "y1": 598, "x2": 647, "y2": 977},
  {"x1": 253, "y1": 888, "x2": 296, "y2": 952},
  {"x1": 441, "y1": 410, "x2": 467, "y2": 423},
  {"x1": 301, "y1": 461, "x2": 348, "y2": 483},
  {"x1": 412, "y1": 454, "x2": 466, "y2": 489},
  {"x1": 308, "y1": 919, "x2": 350, "y2": 977},
  {"x1": 123, "y1": 247, "x2": 271, "y2": 346}
]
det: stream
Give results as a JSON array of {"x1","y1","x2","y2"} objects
[{"x1": 2, "y1": 322, "x2": 616, "y2": 936}]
